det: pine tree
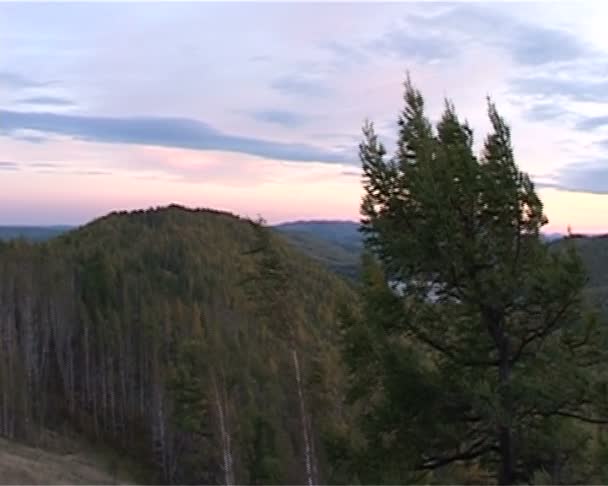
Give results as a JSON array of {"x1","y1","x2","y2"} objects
[{"x1": 347, "y1": 76, "x2": 608, "y2": 484}]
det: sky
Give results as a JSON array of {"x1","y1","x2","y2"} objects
[{"x1": 1, "y1": 1, "x2": 607, "y2": 232}]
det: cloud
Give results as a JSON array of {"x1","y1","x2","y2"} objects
[
  {"x1": 29, "y1": 162, "x2": 64, "y2": 168},
  {"x1": 0, "y1": 161, "x2": 19, "y2": 171},
  {"x1": 320, "y1": 41, "x2": 370, "y2": 70},
  {"x1": 368, "y1": 28, "x2": 458, "y2": 63},
  {"x1": 0, "y1": 109, "x2": 355, "y2": 164},
  {"x1": 423, "y1": 5, "x2": 593, "y2": 66},
  {"x1": 504, "y1": 22, "x2": 590, "y2": 66},
  {"x1": 249, "y1": 55, "x2": 271, "y2": 63},
  {"x1": 15, "y1": 134, "x2": 47, "y2": 144},
  {"x1": 537, "y1": 160, "x2": 608, "y2": 195},
  {"x1": 249, "y1": 109, "x2": 314, "y2": 128},
  {"x1": 510, "y1": 76, "x2": 608, "y2": 103},
  {"x1": 17, "y1": 95, "x2": 76, "y2": 107},
  {"x1": 0, "y1": 71, "x2": 54, "y2": 89},
  {"x1": 576, "y1": 116, "x2": 608, "y2": 131},
  {"x1": 271, "y1": 75, "x2": 332, "y2": 98},
  {"x1": 523, "y1": 103, "x2": 575, "y2": 123},
  {"x1": 309, "y1": 4, "x2": 592, "y2": 92},
  {"x1": 70, "y1": 169, "x2": 110, "y2": 176},
  {"x1": 341, "y1": 170, "x2": 361, "y2": 177}
]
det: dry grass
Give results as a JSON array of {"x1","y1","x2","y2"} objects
[{"x1": 0, "y1": 434, "x2": 135, "y2": 485}]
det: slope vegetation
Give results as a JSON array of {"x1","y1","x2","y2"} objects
[{"x1": 0, "y1": 205, "x2": 354, "y2": 484}]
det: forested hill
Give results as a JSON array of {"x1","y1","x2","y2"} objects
[
  {"x1": 552, "y1": 234, "x2": 608, "y2": 313},
  {"x1": 274, "y1": 221, "x2": 362, "y2": 252},
  {"x1": 0, "y1": 205, "x2": 355, "y2": 484}
]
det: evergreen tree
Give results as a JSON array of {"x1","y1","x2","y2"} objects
[{"x1": 347, "y1": 76, "x2": 608, "y2": 484}]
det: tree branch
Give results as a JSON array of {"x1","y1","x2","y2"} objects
[
  {"x1": 551, "y1": 411, "x2": 608, "y2": 425},
  {"x1": 510, "y1": 292, "x2": 578, "y2": 365},
  {"x1": 409, "y1": 324, "x2": 499, "y2": 368},
  {"x1": 418, "y1": 438, "x2": 494, "y2": 470}
]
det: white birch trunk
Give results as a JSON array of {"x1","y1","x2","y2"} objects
[
  {"x1": 292, "y1": 348, "x2": 315, "y2": 486},
  {"x1": 213, "y1": 373, "x2": 234, "y2": 486}
]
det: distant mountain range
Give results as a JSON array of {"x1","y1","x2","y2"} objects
[
  {"x1": 1, "y1": 220, "x2": 602, "y2": 284},
  {"x1": 0, "y1": 220, "x2": 568, "y2": 247},
  {"x1": 0, "y1": 225, "x2": 73, "y2": 242},
  {"x1": 274, "y1": 220, "x2": 362, "y2": 250},
  {"x1": 273, "y1": 221, "x2": 362, "y2": 279}
]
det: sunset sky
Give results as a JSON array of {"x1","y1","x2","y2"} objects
[{"x1": 1, "y1": 2, "x2": 607, "y2": 232}]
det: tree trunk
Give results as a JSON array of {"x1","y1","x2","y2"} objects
[
  {"x1": 213, "y1": 373, "x2": 234, "y2": 486},
  {"x1": 498, "y1": 335, "x2": 514, "y2": 486},
  {"x1": 292, "y1": 348, "x2": 315, "y2": 486}
]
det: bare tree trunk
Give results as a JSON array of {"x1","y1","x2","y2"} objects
[
  {"x1": 153, "y1": 383, "x2": 169, "y2": 482},
  {"x1": 109, "y1": 355, "x2": 116, "y2": 437},
  {"x1": 292, "y1": 348, "x2": 315, "y2": 486},
  {"x1": 119, "y1": 339, "x2": 128, "y2": 444},
  {"x1": 213, "y1": 373, "x2": 234, "y2": 486},
  {"x1": 84, "y1": 322, "x2": 91, "y2": 413},
  {"x1": 492, "y1": 316, "x2": 514, "y2": 486}
]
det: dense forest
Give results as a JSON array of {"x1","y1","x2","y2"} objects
[
  {"x1": 0, "y1": 206, "x2": 355, "y2": 484},
  {"x1": 1, "y1": 78, "x2": 607, "y2": 485}
]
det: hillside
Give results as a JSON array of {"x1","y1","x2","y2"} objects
[
  {"x1": 274, "y1": 221, "x2": 361, "y2": 280},
  {"x1": 274, "y1": 221, "x2": 362, "y2": 252},
  {"x1": 275, "y1": 229, "x2": 361, "y2": 281},
  {"x1": 0, "y1": 205, "x2": 355, "y2": 484}
]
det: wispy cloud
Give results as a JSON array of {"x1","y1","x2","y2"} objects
[
  {"x1": 0, "y1": 109, "x2": 354, "y2": 164},
  {"x1": 71, "y1": 169, "x2": 110, "y2": 176},
  {"x1": 421, "y1": 5, "x2": 593, "y2": 66},
  {"x1": 576, "y1": 116, "x2": 608, "y2": 131},
  {"x1": 538, "y1": 160, "x2": 608, "y2": 195},
  {"x1": 248, "y1": 109, "x2": 315, "y2": 128},
  {"x1": 320, "y1": 41, "x2": 369, "y2": 70},
  {"x1": 29, "y1": 162, "x2": 64, "y2": 168},
  {"x1": 369, "y1": 28, "x2": 458, "y2": 63},
  {"x1": 0, "y1": 161, "x2": 19, "y2": 171},
  {"x1": 511, "y1": 76, "x2": 608, "y2": 103},
  {"x1": 13, "y1": 134, "x2": 48, "y2": 144},
  {"x1": 249, "y1": 55, "x2": 271, "y2": 63},
  {"x1": 271, "y1": 75, "x2": 332, "y2": 98},
  {"x1": 523, "y1": 103, "x2": 574, "y2": 123},
  {"x1": 17, "y1": 95, "x2": 76, "y2": 107},
  {"x1": 0, "y1": 71, "x2": 54, "y2": 89}
]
